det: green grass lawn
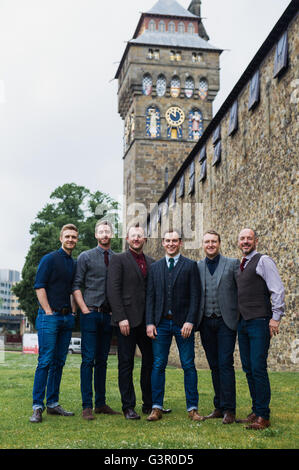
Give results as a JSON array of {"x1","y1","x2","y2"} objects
[{"x1": 0, "y1": 352, "x2": 298, "y2": 449}]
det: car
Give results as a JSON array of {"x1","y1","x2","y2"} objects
[{"x1": 68, "y1": 337, "x2": 81, "y2": 354}]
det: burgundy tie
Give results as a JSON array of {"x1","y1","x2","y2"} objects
[
  {"x1": 104, "y1": 251, "x2": 109, "y2": 267},
  {"x1": 240, "y1": 257, "x2": 247, "y2": 272}
]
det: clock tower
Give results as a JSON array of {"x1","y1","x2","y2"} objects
[{"x1": 115, "y1": 0, "x2": 222, "y2": 222}]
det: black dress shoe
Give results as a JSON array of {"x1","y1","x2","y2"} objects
[
  {"x1": 47, "y1": 405, "x2": 74, "y2": 416},
  {"x1": 123, "y1": 408, "x2": 141, "y2": 420},
  {"x1": 30, "y1": 408, "x2": 43, "y2": 423}
]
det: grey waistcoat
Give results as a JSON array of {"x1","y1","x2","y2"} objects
[{"x1": 204, "y1": 264, "x2": 221, "y2": 317}]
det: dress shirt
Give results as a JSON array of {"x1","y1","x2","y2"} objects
[
  {"x1": 129, "y1": 249, "x2": 147, "y2": 277},
  {"x1": 34, "y1": 247, "x2": 76, "y2": 311},
  {"x1": 241, "y1": 250, "x2": 285, "y2": 321},
  {"x1": 72, "y1": 245, "x2": 113, "y2": 308},
  {"x1": 205, "y1": 254, "x2": 220, "y2": 276},
  {"x1": 165, "y1": 253, "x2": 181, "y2": 269}
]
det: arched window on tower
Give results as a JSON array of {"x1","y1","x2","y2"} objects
[
  {"x1": 168, "y1": 22, "x2": 175, "y2": 33},
  {"x1": 185, "y1": 76, "x2": 195, "y2": 98},
  {"x1": 164, "y1": 167, "x2": 169, "y2": 189},
  {"x1": 170, "y1": 76, "x2": 180, "y2": 98},
  {"x1": 188, "y1": 23, "x2": 195, "y2": 34},
  {"x1": 148, "y1": 19, "x2": 156, "y2": 32},
  {"x1": 178, "y1": 22, "x2": 185, "y2": 34},
  {"x1": 199, "y1": 78, "x2": 208, "y2": 100},
  {"x1": 156, "y1": 74, "x2": 167, "y2": 97},
  {"x1": 159, "y1": 21, "x2": 166, "y2": 32},
  {"x1": 142, "y1": 74, "x2": 153, "y2": 96},
  {"x1": 189, "y1": 108, "x2": 203, "y2": 141}
]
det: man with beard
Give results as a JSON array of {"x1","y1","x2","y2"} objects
[
  {"x1": 30, "y1": 224, "x2": 78, "y2": 423},
  {"x1": 73, "y1": 220, "x2": 120, "y2": 420},
  {"x1": 107, "y1": 224, "x2": 154, "y2": 419},
  {"x1": 236, "y1": 228, "x2": 285, "y2": 430}
]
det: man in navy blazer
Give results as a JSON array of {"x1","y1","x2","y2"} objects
[{"x1": 146, "y1": 228, "x2": 204, "y2": 422}]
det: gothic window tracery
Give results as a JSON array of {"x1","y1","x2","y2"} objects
[
  {"x1": 185, "y1": 76, "x2": 195, "y2": 98},
  {"x1": 199, "y1": 78, "x2": 208, "y2": 100},
  {"x1": 142, "y1": 73, "x2": 153, "y2": 96},
  {"x1": 156, "y1": 74, "x2": 167, "y2": 97},
  {"x1": 149, "y1": 19, "x2": 156, "y2": 32},
  {"x1": 170, "y1": 76, "x2": 180, "y2": 98}
]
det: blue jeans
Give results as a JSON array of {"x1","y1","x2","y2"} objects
[
  {"x1": 80, "y1": 311, "x2": 113, "y2": 409},
  {"x1": 200, "y1": 316, "x2": 236, "y2": 412},
  {"x1": 151, "y1": 318, "x2": 198, "y2": 411},
  {"x1": 238, "y1": 317, "x2": 271, "y2": 420},
  {"x1": 32, "y1": 309, "x2": 75, "y2": 410}
]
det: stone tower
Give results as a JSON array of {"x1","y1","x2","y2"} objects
[{"x1": 115, "y1": 0, "x2": 222, "y2": 224}]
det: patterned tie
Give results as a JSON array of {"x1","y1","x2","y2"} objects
[
  {"x1": 168, "y1": 258, "x2": 175, "y2": 272},
  {"x1": 240, "y1": 257, "x2": 247, "y2": 272},
  {"x1": 104, "y1": 251, "x2": 109, "y2": 267}
]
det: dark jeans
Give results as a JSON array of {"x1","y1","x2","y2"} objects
[
  {"x1": 116, "y1": 323, "x2": 153, "y2": 411},
  {"x1": 152, "y1": 318, "x2": 198, "y2": 411},
  {"x1": 32, "y1": 310, "x2": 75, "y2": 410},
  {"x1": 238, "y1": 317, "x2": 271, "y2": 420},
  {"x1": 200, "y1": 316, "x2": 237, "y2": 412},
  {"x1": 80, "y1": 311, "x2": 113, "y2": 409}
]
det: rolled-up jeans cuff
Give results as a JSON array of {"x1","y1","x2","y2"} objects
[
  {"x1": 47, "y1": 402, "x2": 59, "y2": 408},
  {"x1": 152, "y1": 404, "x2": 163, "y2": 410},
  {"x1": 32, "y1": 405, "x2": 44, "y2": 411},
  {"x1": 187, "y1": 406, "x2": 197, "y2": 412}
]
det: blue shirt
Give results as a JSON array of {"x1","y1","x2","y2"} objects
[
  {"x1": 34, "y1": 248, "x2": 76, "y2": 311},
  {"x1": 205, "y1": 254, "x2": 220, "y2": 276}
]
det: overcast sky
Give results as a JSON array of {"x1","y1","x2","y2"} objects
[{"x1": 0, "y1": 0, "x2": 291, "y2": 273}]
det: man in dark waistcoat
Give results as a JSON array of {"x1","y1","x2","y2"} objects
[{"x1": 236, "y1": 228, "x2": 285, "y2": 430}]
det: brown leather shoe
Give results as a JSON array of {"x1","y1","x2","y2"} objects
[
  {"x1": 188, "y1": 409, "x2": 205, "y2": 422},
  {"x1": 246, "y1": 416, "x2": 270, "y2": 430},
  {"x1": 147, "y1": 408, "x2": 163, "y2": 421},
  {"x1": 94, "y1": 405, "x2": 121, "y2": 415},
  {"x1": 204, "y1": 409, "x2": 223, "y2": 419},
  {"x1": 82, "y1": 408, "x2": 95, "y2": 420},
  {"x1": 236, "y1": 412, "x2": 257, "y2": 424},
  {"x1": 222, "y1": 411, "x2": 235, "y2": 424}
]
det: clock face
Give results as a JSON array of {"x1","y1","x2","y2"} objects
[{"x1": 165, "y1": 106, "x2": 185, "y2": 127}]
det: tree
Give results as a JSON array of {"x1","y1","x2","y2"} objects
[{"x1": 13, "y1": 183, "x2": 122, "y2": 327}]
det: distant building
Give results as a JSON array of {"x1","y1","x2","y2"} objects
[
  {"x1": 0, "y1": 269, "x2": 29, "y2": 341},
  {"x1": 0, "y1": 269, "x2": 22, "y2": 315}
]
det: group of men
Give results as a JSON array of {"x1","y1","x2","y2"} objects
[{"x1": 29, "y1": 220, "x2": 285, "y2": 432}]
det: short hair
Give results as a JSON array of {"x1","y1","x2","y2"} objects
[
  {"x1": 60, "y1": 224, "x2": 78, "y2": 236},
  {"x1": 126, "y1": 222, "x2": 146, "y2": 237},
  {"x1": 203, "y1": 230, "x2": 221, "y2": 243},
  {"x1": 162, "y1": 227, "x2": 182, "y2": 240},
  {"x1": 95, "y1": 219, "x2": 113, "y2": 232}
]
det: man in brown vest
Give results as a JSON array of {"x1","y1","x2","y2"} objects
[{"x1": 236, "y1": 228, "x2": 285, "y2": 430}]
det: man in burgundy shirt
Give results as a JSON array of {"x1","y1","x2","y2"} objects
[{"x1": 107, "y1": 225, "x2": 155, "y2": 419}]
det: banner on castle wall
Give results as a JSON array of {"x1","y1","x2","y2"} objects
[{"x1": 23, "y1": 333, "x2": 38, "y2": 354}]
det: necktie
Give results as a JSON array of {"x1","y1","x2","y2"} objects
[
  {"x1": 104, "y1": 251, "x2": 109, "y2": 267},
  {"x1": 168, "y1": 258, "x2": 175, "y2": 272},
  {"x1": 240, "y1": 257, "x2": 247, "y2": 272}
]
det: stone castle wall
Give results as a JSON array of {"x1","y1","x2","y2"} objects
[{"x1": 142, "y1": 9, "x2": 299, "y2": 371}]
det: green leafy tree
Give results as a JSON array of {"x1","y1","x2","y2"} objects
[{"x1": 13, "y1": 183, "x2": 122, "y2": 327}]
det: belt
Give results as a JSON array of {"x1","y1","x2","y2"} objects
[
  {"x1": 56, "y1": 307, "x2": 71, "y2": 315},
  {"x1": 164, "y1": 314, "x2": 173, "y2": 320},
  {"x1": 88, "y1": 306, "x2": 109, "y2": 313}
]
